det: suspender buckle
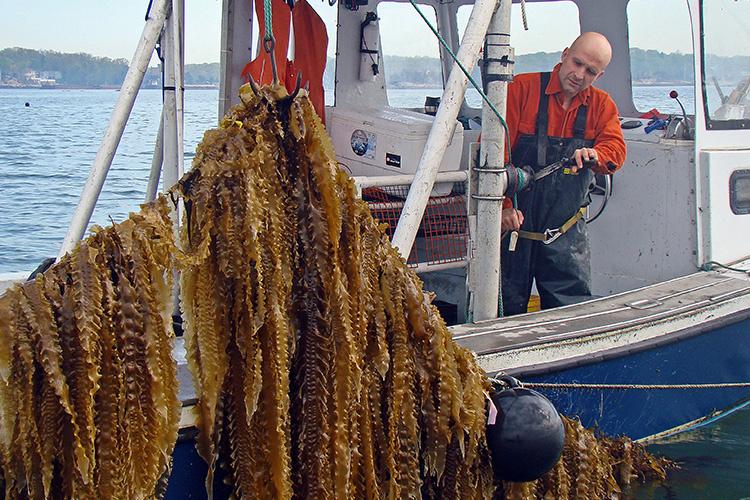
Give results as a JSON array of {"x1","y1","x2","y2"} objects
[{"x1": 542, "y1": 228, "x2": 562, "y2": 245}]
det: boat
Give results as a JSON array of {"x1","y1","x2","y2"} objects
[{"x1": 1, "y1": 0, "x2": 749, "y2": 496}]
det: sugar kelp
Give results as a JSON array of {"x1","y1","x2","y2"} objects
[
  {"x1": 175, "y1": 83, "x2": 494, "y2": 499},
  {"x1": 499, "y1": 416, "x2": 671, "y2": 499},
  {"x1": 0, "y1": 198, "x2": 181, "y2": 499}
]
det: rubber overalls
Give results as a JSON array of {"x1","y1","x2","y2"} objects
[{"x1": 501, "y1": 72, "x2": 595, "y2": 315}]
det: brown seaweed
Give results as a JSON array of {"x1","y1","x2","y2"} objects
[
  {"x1": 0, "y1": 198, "x2": 180, "y2": 499},
  {"x1": 176, "y1": 84, "x2": 495, "y2": 499},
  {"x1": 500, "y1": 416, "x2": 672, "y2": 499}
]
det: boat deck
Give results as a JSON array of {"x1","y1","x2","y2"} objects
[{"x1": 452, "y1": 268, "x2": 750, "y2": 357}]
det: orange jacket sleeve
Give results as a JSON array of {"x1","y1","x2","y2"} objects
[{"x1": 591, "y1": 94, "x2": 626, "y2": 174}]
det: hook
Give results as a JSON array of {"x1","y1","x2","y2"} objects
[
  {"x1": 263, "y1": 35, "x2": 279, "y2": 85},
  {"x1": 247, "y1": 75, "x2": 260, "y2": 97},
  {"x1": 290, "y1": 71, "x2": 303, "y2": 100}
]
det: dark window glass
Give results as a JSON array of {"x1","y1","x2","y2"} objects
[{"x1": 730, "y1": 170, "x2": 750, "y2": 215}]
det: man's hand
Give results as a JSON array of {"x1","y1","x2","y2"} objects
[
  {"x1": 571, "y1": 147, "x2": 599, "y2": 173},
  {"x1": 501, "y1": 208, "x2": 524, "y2": 231}
]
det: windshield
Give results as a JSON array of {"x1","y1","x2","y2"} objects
[{"x1": 702, "y1": 0, "x2": 750, "y2": 129}]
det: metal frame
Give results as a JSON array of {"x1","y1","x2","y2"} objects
[
  {"x1": 219, "y1": 0, "x2": 254, "y2": 116},
  {"x1": 58, "y1": 0, "x2": 172, "y2": 258}
]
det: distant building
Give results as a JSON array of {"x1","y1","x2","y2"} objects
[
  {"x1": 23, "y1": 70, "x2": 58, "y2": 87},
  {"x1": 40, "y1": 70, "x2": 62, "y2": 80}
]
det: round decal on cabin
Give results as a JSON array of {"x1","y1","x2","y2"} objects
[{"x1": 351, "y1": 129, "x2": 369, "y2": 156}]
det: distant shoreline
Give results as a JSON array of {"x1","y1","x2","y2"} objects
[
  {"x1": 0, "y1": 84, "x2": 219, "y2": 90},
  {"x1": 1, "y1": 82, "x2": 688, "y2": 90}
]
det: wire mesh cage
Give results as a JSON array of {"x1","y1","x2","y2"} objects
[{"x1": 361, "y1": 181, "x2": 468, "y2": 268}]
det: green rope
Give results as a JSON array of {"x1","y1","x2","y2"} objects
[
  {"x1": 700, "y1": 260, "x2": 750, "y2": 274},
  {"x1": 407, "y1": 0, "x2": 513, "y2": 158},
  {"x1": 264, "y1": 0, "x2": 273, "y2": 42}
]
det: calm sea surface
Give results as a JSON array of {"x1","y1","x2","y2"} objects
[{"x1": 1, "y1": 86, "x2": 747, "y2": 497}]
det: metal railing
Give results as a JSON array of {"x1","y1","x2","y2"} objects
[{"x1": 354, "y1": 171, "x2": 470, "y2": 274}]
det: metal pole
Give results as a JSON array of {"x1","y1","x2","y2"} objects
[
  {"x1": 162, "y1": 7, "x2": 178, "y2": 196},
  {"x1": 469, "y1": 0, "x2": 513, "y2": 322},
  {"x1": 165, "y1": 0, "x2": 185, "y2": 318},
  {"x1": 353, "y1": 171, "x2": 468, "y2": 190},
  {"x1": 172, "y1": 0, "x2": 186, "y2": 192},
  {"x1": 219, "y1": 0, "x2": 254, "y2": 117},
  {"x1": 390, "y1": 0, "x2": 500, "y2": 259},
  {"x1": 58, "y1": 0, "x2": 171, "y2": 259},
  {"x1": 144, "y1": 110, "x2": 165, "y2": 202}
]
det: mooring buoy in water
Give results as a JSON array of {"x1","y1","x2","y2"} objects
[{"x1": 486, "y1": 375, "x2": 565, "y2": 482}]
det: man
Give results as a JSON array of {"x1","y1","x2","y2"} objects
[{"x1": 500, "y1": 32, "x2": 626, "y2": 315}]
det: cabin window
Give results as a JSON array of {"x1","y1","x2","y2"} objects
[
  {"x1": 730, "y1": 170, "x2": 750, "y2": 215},
  {"x1": 456, "y1": 1, "x2": 580, "y2": 109},
  {"x1": 701, "y1": 0, "x2": 750, "y2": 130},
  {"x1": 627, "y1": 0, "x2": 693, "y2": 115},
  {"x1": 377, "y1": 2, "x2": 443, "y2": 109}
]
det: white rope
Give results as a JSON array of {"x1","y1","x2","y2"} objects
[{"x1": 525, "y1": 382, "x2": 750, "y2": 390}]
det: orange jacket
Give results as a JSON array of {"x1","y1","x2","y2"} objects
[
  {"x1": 502, "y1": 64, "x2": 626, "y2": 208},
  {"x1": 506, "y1": 64, "x2": 626, "y2": 173}
]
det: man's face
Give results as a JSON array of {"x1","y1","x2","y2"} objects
[{"x1": 558, "y1": 46, "x2": 606, "y2": 99}]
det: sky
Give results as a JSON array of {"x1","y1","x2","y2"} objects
[{"x1": 0, "y1": 0, "x2": 744, "y2": 64}]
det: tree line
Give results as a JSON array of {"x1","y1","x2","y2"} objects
[
  {"x1": 380, "y1": 49, "x2": 747, "y2": 88},
  {"x1": 0, "y1": 48, "x2": 219, "y2": 87},
  {"x1": 2, "y1": 47, "x2": 747, "y2": 89}
]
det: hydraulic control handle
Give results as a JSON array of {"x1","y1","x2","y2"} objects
[
  {"x1": 504, "y1": 157, "x2": 596, "y2": 197},
  {"x1": 561, "y1": 157, "x2": 597, "y2": 170}
]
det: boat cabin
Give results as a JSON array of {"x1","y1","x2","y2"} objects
[{"x1": 243, "y1": 0, "x2": 749, "y2": 324}]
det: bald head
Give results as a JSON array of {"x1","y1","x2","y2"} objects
[
  {"x1": 557, "y1": 32, "x2": 612, "y2": 100},
  {"x1": 569, "y1": 32, "x2": 612, "y2": 69}
]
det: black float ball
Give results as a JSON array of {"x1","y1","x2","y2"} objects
[{"x1": 486, "y1": 376, "x2": 565, "y2": 482}]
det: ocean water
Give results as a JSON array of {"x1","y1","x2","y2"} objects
[
  {"x1": 1, "y1": 86, "x2": 748, "y2": 496},
  {"x1": 631, "y1": 404, "x2": 750, "y2": 499}
]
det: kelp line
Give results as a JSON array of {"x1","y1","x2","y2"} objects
[
  {"x1": 0, "y1": 201, "x2": 181, "y2": 498},
  {"x1": 0, "y1": 83, "x2": 669, "y2": 499}
]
